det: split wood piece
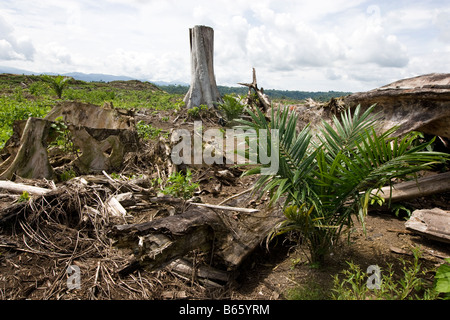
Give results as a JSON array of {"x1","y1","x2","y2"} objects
[
  {"x1": 372, "y1": 171, "x2": 450, "y2": 203},
  {"x1": 105, "y1": 196, "x2": 127, "y2": 218},
  {"x1": 0, "y1": 180, "x2": 52, "y2": 196},
  {"x1": 111, "y1": 197, "x2": 284, "y2": 277},
  {"x1": 405, "y1": 208, "x2": 450, "y2": 244},
  {"x1": 69, "y1": 126, "x2": 137, "y2": 174},
  {"x1": 183, "y1": 25, "x2": 222, "y2": 109},
  {"x1": 239, "y1": 68, "x2": 271, "y2": 113},
  {"x1": 0, "y1": 118, "x2": 54, "y2": 180}
]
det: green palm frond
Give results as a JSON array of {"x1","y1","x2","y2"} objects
[
  {"x1": 236, "y1": 103, "x2": 449, "y2": 263},
  {"x1": 235, "y1": 105, "x2": 316, "y2": 205}
]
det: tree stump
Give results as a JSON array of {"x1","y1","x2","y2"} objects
[
  {"x1": 183, "y1": 25, "x2": 222, "y2": 109},
  {"x1": 0, "y1": 118, "x2": 54, "y2": 180}
]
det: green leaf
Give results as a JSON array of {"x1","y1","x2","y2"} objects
[{"x1": 435, "y1": 259, "x2": 450, "y2": 293}]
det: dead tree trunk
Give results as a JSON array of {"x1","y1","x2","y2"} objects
[{"x1": 183, "y1": 25, "x2": 222, "y2": 109}]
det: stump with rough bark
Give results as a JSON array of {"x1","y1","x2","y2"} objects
[{"x1": 183, "y1": 25, "x2": 222, "y2": 109}]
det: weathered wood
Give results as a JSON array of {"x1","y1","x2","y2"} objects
[
  {"x1": 183, "y1": 25, "x2": 222, "y2": 109},
  {"x1": 190, "y1": 202, "x2": 259, "y2": 213},
  {"x1": 111, "y1": 196, "x2": 284, "y2": 276},
  {"x1": 343, "y1": 73, "x2": 450, "y2": 139},
  {"x1": 45, "y1": 101, "x2": 135, "y2": 130},
  {"x1": 0, "y1": 180, "x2": 52, "y2": 195},
  {"x1": 112, "y1": 207, "x2": 217, "y2": 276},
  {"x1": 372, "y1": 171, "x2": 450, "y2": 203},
  {"x1": 105, "y1": 196, "x2": 127, "y2": 218},
  {"x1": 239, "y1": 68, "x2": 271, "y2": 113},
  {"x1": 69, "y1": 126, "x2": 138, "y2": 174},
  {"x1": 405, "y1": 208, "x2": 450, "y2": 244},
  {"x1": 0, "y1": 118, "x2": 54, "y2": 180}
]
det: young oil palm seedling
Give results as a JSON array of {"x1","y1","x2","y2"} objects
[
  {"x1": 235, "y1": 104, "x2": 449, "y2": 264},
  {"x1": 41, "y1": 74, "x2": 70, "y2": 99}
]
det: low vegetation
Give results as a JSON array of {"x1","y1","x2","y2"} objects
[
  {"x1": 0, "y1": 74, "x2": 184, "y2": 147},
  {"x1": 331, "y1": 247, "x2": 447, "y2": 300}
]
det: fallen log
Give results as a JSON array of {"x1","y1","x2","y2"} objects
[
  {"x1": 405, "y1": 208, "x2": 450, "y2": 244},
  {"x1": 372, "y1": 171, "x2": 450, "y2": 203},
  {"x1": 112, "y1": 207, "x2": 217, "y2": 276},
  {"x1": 110, "y1": 196, "x2": 284, "y2": 277}
]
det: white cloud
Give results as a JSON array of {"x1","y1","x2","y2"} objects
[
  {"x1": 347, "y1": 24, "x2": 409, "y2": 68},
  {"x1": 435, "y1": 10, "x2": 450, "y2": 43},
  {"x1": 0, "y1": 15, "x2": 35, "y2": 61},
  {"x1": 0, "y1": 0, "x2": 449, "y2": 91}
]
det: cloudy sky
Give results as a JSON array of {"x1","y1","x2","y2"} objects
[{"x1": 0, "y1": 0, "x2": 449, "y2": 92}]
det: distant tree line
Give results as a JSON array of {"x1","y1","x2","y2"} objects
[{"x1": 158, "y1": 84, "x2": 352, "y2": 102}]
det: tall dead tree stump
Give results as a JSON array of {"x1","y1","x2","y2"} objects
[{"x1": 183, "y1": 25, "x2": 222, "y2": 109}]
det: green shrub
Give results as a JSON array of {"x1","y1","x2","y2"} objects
[
  {"x1": 187, "y1": 104, "x2": 209, "y2": 119},
  {"x1": 332, "y1": 248, "x2": 438, "y2": 300},
  {"x1": 236, "y1": 105, "x2": 449, "y2": 264},
  {"x1": 41, "y1": 75, "x2": 70, "y2": 99},
  {"x1": 217, "y1": 94, "x2": 245, "y2": 123},
  {"x1": 49, "y1": 117, "x2": 75, "y2": 152},
  {"x1": 162, "y1": 169, "x2": 199, "y2": 200},
  {"x1": 18, "y1": 191, "x2": 30, "y2": 203},
  {"x1": 58, "y1": 169, "x2": 76, "y2": 182},
  {"x1": 434, "y1": 258, "x2": 450, "y2": 299},
  {"x1": 136, "y1": 121, "x2": 167, "y2": 140}
]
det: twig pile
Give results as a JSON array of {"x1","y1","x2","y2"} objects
[{"x1": 0, "y1": 175, "x2": 229, "y2": 300}]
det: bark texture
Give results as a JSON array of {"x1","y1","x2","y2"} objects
[{"x1": 183, "y1": 25, "x2": 222, "y2": 109}]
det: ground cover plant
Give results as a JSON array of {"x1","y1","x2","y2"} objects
[{"x1": 0, "y1": 74, "x2": 184, "y2": 147}]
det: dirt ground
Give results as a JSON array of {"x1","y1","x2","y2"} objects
[{"x1": 1, "y1": 108, "x2": 449, "y2": 301}]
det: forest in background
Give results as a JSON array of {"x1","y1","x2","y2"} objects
[{"x1": 159, "y1": 84, "x2": 352, "y2": 102}]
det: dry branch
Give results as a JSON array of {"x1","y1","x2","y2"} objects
[
  {"x1": 189, "y1": 202, "x2": 259, "y2": 213},
  {"x1": 239, "y1": 68, "x2": 271, "y2": 113},
  {"x1": 0, "y1": 180, "x2": 52, "y2": 195}
]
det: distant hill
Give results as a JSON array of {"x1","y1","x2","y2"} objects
[{"x1": 0, "y1": 66, "x2": 140, "y2": 83}]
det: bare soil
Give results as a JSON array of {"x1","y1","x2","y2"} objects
[{"x1": 1, "y1": 108, "x2": 449, "y2": 301}]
